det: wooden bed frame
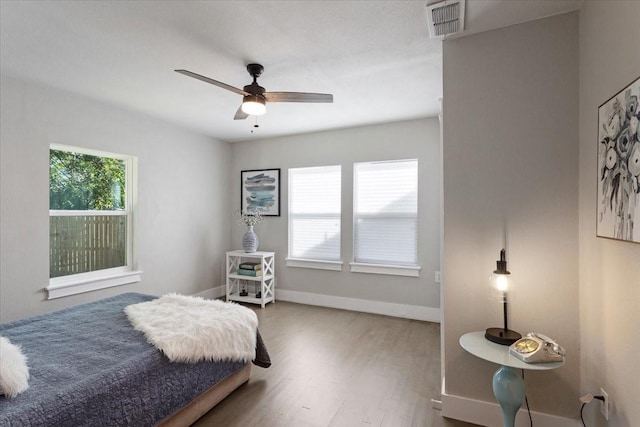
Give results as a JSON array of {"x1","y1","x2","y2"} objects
[{"x1": 157, "y1": 364, "x2": 251, "y2": 426}]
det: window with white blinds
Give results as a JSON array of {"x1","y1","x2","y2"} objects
[
  {"x1": 288, "y1": 165, "x2": 341, "y2": 262},
  {"x1": 353, "y1": 159, "x2": 418, "y2": 267}
]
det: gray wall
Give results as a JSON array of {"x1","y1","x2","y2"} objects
[
  {"x1": 442, "y1": 12, "x2": 580, "y2": 418},
  {"x1": 578, "y1": 2, "x2": 640, "y2": 426},
  {"x1": 229, "y1": 118, "x2": 441, "y2": 310},
  {"x1": 0, "y1": 76, "x2": 231, "y2": 322}
]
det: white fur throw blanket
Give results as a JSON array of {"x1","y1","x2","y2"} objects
[
  {"x1": 124, "y1": 294, "x2": 258, "y2": 363},
  {"x1": 0, "y1": 336, "x2": 30, "y2": 398}
]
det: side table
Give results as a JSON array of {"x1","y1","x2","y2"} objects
[
  {"x1": 226, "y1": 250, "x2": 275, "y2": 308},
  {"x1": 459, "y1": 331, "x2": 564, "y2": 427}
]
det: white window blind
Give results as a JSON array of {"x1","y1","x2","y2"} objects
[
  {"x1": 354, "y1": 159, "x2": 418, "y2": 266},
  {"x1": 288, "y1": 165, "x2": 341, "y2": 261}
]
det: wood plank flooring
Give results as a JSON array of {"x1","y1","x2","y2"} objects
[{"x1": 192, "y1": 302, "x2": 477, "y2": 427}]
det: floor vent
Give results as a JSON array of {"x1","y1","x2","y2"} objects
[{"x1": 426, "y1": 0, "x2": 465, "y2": 39}]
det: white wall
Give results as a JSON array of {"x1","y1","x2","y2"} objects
[
  {"x1": 442, "y1": 11, "x2": 580, "y2": 421},
  {"x1": 228, "y1": 119, "x2": 441, "y2": 317},
  {"x1": 0, "y1": 76, "x2": 231, "y2": 322},
  {"x1": 578, "y1": 2, "x2": 640, "y2": 426}
]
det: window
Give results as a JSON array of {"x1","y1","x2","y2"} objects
[
  {"x1": 47, "y1": 145, "x2": 141, "y2": 299},
  {"x1": 287, "y1": 165, "x2": 342, "y2": 270},
  {"x1": 352, "y1": 159, "x2": 419, "y2": 276}
]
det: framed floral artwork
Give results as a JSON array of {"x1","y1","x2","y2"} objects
[
  {"x1": 597, "y1": 76, "x2": 640, "y2": 243},
  {"x1": 241, "y1": 168, "x2": 280, "y2": 216}
]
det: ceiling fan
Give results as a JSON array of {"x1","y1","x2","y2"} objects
[{"x1": 175, "y1": 64, "x2": 333, "y2": 120}]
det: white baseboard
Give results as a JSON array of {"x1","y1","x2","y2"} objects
[
  {"x1": 275, "y1": 289, "x2": 440, "y2": 322},
  {"x1": 196, "y1": 286, "x2": 441, "y2": 322},
  {"x1": 441, "y1": 389, "x2": 579, "y2": 427},
  {"x1": 193, "y1": 286, "x2": 225, "y2": 300}
]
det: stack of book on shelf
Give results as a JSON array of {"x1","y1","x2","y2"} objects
[{"x1": 236, "y1": 262, "x2": 262, "y2": 277}]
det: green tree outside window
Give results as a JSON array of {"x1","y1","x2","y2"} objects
[{"x1": 50, "y1": 149, "x2": 125, "y2": 210}]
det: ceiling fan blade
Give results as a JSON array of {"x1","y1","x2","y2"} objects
[
  {"x1": 234, "y1": 104, "x2": 249, "y2": 120},
  {"x1": 175, "y1": 69, "x2": 249, "y2": 96},
  {"x1": 263, "y1": 92, "x2": 333, "y2": 103}
]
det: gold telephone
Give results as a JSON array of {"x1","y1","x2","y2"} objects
[{"x1": 509, "y1": 332, "x2": 566, "y2": 363}]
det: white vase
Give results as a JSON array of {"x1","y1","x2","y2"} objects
[{"x1": 242, "y1": 226, "x2": 259, "y2": 253}]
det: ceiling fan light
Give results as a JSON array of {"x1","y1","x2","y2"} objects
[{"x1": 241, "y1": 95, "x2": 266, "y2": 115}]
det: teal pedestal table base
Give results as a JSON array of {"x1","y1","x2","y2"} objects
[
  {"x1": 459, "y1": 332, "x2": 564, "y2": 427},
  {"x1": 492, "y1": 366, "x2": 525, "y2": 427}
]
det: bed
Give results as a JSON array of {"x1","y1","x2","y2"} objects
[{"x1": 0, "y1": 293, "x2": 270, "y2": 426}]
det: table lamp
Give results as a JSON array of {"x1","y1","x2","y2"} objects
[{"x1": 485, "y1": 249, "x2": 522, "y2": 345}]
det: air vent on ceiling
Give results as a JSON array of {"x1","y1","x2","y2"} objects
[{"x1": 426, "y1": 0, "x2": 465, "y2": 39}]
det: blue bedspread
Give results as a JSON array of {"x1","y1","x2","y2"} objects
[{"x1": 0, "y1": 293, "x2": 254, "y2": 426}]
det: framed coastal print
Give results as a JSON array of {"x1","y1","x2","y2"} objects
[
  {"x1": 596, "y1": 76, "x2": 640, "y2": 243},
  {"x1": 241, "y1": 168, "x2": 280, "y2": 216}
]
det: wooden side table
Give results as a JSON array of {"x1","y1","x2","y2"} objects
[{"x1": 459, "y1": 331, "x2": 564, "y2": 427}]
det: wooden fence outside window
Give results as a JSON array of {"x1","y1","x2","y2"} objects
[{"x1": 50, "y1": 215, "x2": 126, "y2": 278}]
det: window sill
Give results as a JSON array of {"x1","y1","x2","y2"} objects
[
  {"x1": 47, "y1": 269, "x2": 143, "y2": 299},
  {"x1": 286, "y1": 258, "x2": 343, "y2": 271},
  {"x1": 349, "y1": 262, "x2": 420, "y2": 277}
]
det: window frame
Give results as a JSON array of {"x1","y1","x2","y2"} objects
[
  {"x1": 47, "y1": 144, "x2": 142, "y2": 299},
  {"x1": 351, "y1": 159, "x2": 421, "y2": 277},
  {"x1": 286, "y1": 165, "x2": 343, "y2": 271}
]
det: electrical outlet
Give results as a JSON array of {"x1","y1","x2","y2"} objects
[
  {"x1": 435, "y1": 271, "x2": 441, "y2": 283},
  {"x1": 600, "y1": 388, "x2": 609, "y2": 420}
]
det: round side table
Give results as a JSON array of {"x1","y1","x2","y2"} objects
[{"x1": 459, "y1": 331, "x2": 564, "y2": 427}]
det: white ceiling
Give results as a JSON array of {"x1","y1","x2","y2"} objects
[{"x1": 0, "y1": 0, "x2": 582, "y2": 143}]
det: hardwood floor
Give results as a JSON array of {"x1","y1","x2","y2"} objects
[{"x1": 192, "y1": 302, "x2": 477, "y2": 427}]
